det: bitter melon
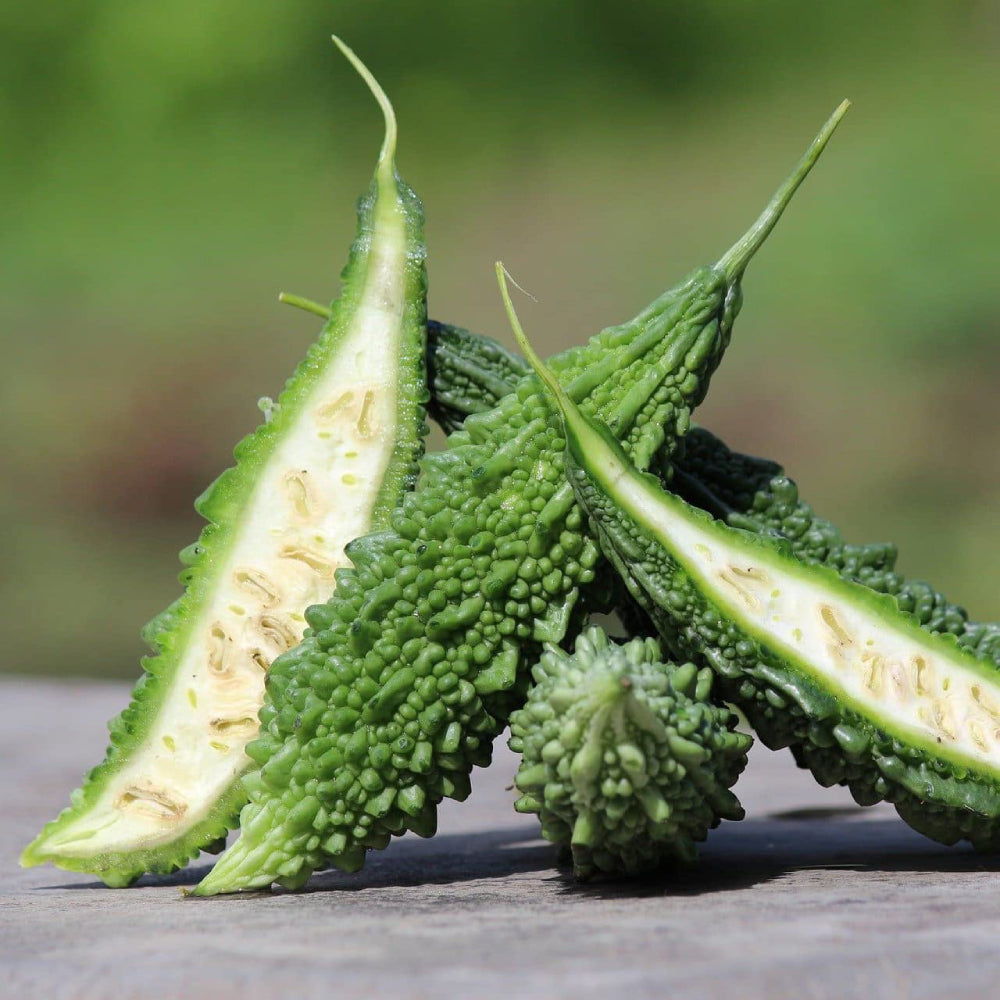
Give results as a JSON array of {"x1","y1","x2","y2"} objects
[
  {"x1": 22, "y1": 38, "x2": 429, "y2": 886},
  {"x1": 509, "y1": 626, "x2": 750, "y2": 879},
  {"x1": 515, "y1": 311, "x2": 1000, "y2": 852}
]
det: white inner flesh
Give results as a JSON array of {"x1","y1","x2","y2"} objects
[
  {"x1": 617, "y1": 476, "x2": 1000, "y2": 775},
  {"x1": 44, "y1": 201, "x2": 409, "y2": 857}
]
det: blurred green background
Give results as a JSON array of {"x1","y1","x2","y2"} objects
[{"x1": 3, "y1": 2, "x2": 999, "y2": 678}]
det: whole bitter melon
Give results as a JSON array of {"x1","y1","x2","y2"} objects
[
  {"x1": 509, "y1": 626, "x2": 750, "y2": 879},
  {"x1": 22, "y1": 39, "x2": 429, "y2": 887},
  {"x1": 515, "y1": 312, "x2": 1000, "y2": 852},
  {"x1": 193, "y1": 103, "x2": 845, "y2": 895}
]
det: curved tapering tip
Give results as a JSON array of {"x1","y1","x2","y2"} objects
[
  {"x1": 495, "y1": 262, "x2": 563, "y2": 407},
  {"x1": 332, "y1": 35, "x2": 398, "y2": 175},
  {"x1": 715, "y1": 99, "x2": 851, "y2": 283}
]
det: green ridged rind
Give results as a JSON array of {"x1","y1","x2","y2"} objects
[
  {"x1": 22, "y1": 168, "x2": 429, "y2": 885},
  {"x1": 558, "y1": 412, "x2": 1000, "y2": 852},
  {"x1": 509, "y1": 626, "x2": 750, "y2": 879},
  {"x1": 192, "y1": 263, "x2": 743, "y2": 895},
  {"x1": 426, "y1": 321, "x2": 529, "y2": 436}
]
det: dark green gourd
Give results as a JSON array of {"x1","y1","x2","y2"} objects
[
  {"x1": 509, "y1": 626, "x2": 750, "y2": 879},
  {"x1": 193, "y1": 105, "x2": 844, "y2": 895},
  {"x1": 22, "y1": 39, "x2": 429, "y2": 887},
  {"x1": 515, "y1": 315, "x2": 1000, "y2": 853}
]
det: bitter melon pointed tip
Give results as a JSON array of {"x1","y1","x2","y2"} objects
[
  {"x1": 715, "y1": 99, "x2": 850, "y2": 283},
  {"x1": 191, "y1": 864, "x2": 268, "y2": 898},
  {"x1": 495, "y1": 263, "x2": 565, "y2": 410},
  {"x1": 19, "y1": 830, "x2": 59, "y2": 870},
  {"x1": 331, "y1": 35, "x2": 398, "y2": 173},
  {"x1": 278, "y1": 292, "x2": 333, "y2": 320}
]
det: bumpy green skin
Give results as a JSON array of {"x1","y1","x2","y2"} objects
[
  {"x1": 433, "y1": 326, "x2": 1000, "y2": 849},
  {"x1": 22, "y1": 136, "x2": 428, "y2": 888},
  {"x1": 509, "y1": 627, "x2": 750, "y2": 879},
  {"x1": 194, "y1": 263, "x2": 744, "y2": 894},
  {"x1": 547, "y1": 393, "x2": 1000, "y2": 852},
  {"x1": 426, "y1": 321, "x2": 529, "y2": 436}
]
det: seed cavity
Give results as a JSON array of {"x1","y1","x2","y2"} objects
[
  {"x1": 207, "y1": 623, "x2": 231, "y2": 675},
  {"x1": 729, "y1": 564, "x2": 770, "y2": 583},
  {"x1": 257, "y1": 614, "x2": 299, "y2": 651},
  {"x1": 860, "y1": 652, "x2": 884, "y2": 693},
  {"x1": 716, "y1": 569, "x2": 760, "y2": 611},
  {"x1": 933, "y1": 700, "x2": 958, "y2": 740},
  {"x1": 315, "y1": 391, "x2": 353, "y2": 423},
  {"x1": 970, "y1": 720, "x2": 989, "y2": 752},
  {"x1": 972, "y1": 684, "x2": 1000, "y2": 722},
  {"x1": 279, "y1": 545, "x2": 335, "y2": 578},
  {"x1": 357, "y1": 390, "x2": 376, "y2": 438},
  {"x1": 249, "y1": 648, "x2": 271, "y2": 672},
  {"x1": 283, "y1": 470, "x2": 323, "y2": 522},
  {"x1": 888, "y1": 661, "x2": 909, "y2": 700},
  {"x1": 115, "y1": 786, "x2": 186, "y2": 822},
  {"x1": 233, "y1": 568, "x2": 280, "y2": 607},
  {"x1": 819, "y1": 605, "x2": 854, "y2": 649},
  {"x1": 911, "y1": 656, "x2": 933, "y2": 696},
  {"x1": 209, "y1": 716, "x2": 258, "y2": 738}
]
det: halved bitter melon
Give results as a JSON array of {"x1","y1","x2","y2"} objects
[{"x1": 22, "y1": 37, "x2": 429, "y2": 886}]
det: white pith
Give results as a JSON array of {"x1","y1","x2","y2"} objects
[
  {"x1": 41, "y1": 195, "x2": 409, "y2": 858},
  {"x1": 616, "y1": 475, "x2": 1000, "y2": 775}
]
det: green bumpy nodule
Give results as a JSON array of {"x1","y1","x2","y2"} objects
[{"x1": 509, "y1": 626, "x2": 750, "y2": 879}]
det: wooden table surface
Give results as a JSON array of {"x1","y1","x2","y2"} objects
[{"x1": 3, "y1": 677, "x2": 998, "y2": 1000}]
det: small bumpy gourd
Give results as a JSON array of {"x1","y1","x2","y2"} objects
[{"x1": 509, "y1": 627, "x2": 750, "y2": 879}]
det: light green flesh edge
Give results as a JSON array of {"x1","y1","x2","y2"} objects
[
  {"x1": 543, "y1": 366, "x2": 1000, "y2": 792},
  {"x1": 22, "y1": 38, "x2": 427, "y2": 886}
]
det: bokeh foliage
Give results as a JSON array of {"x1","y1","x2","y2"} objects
[{"x1": 2, "y1": 2, "x2": 999, "y2": 677}]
